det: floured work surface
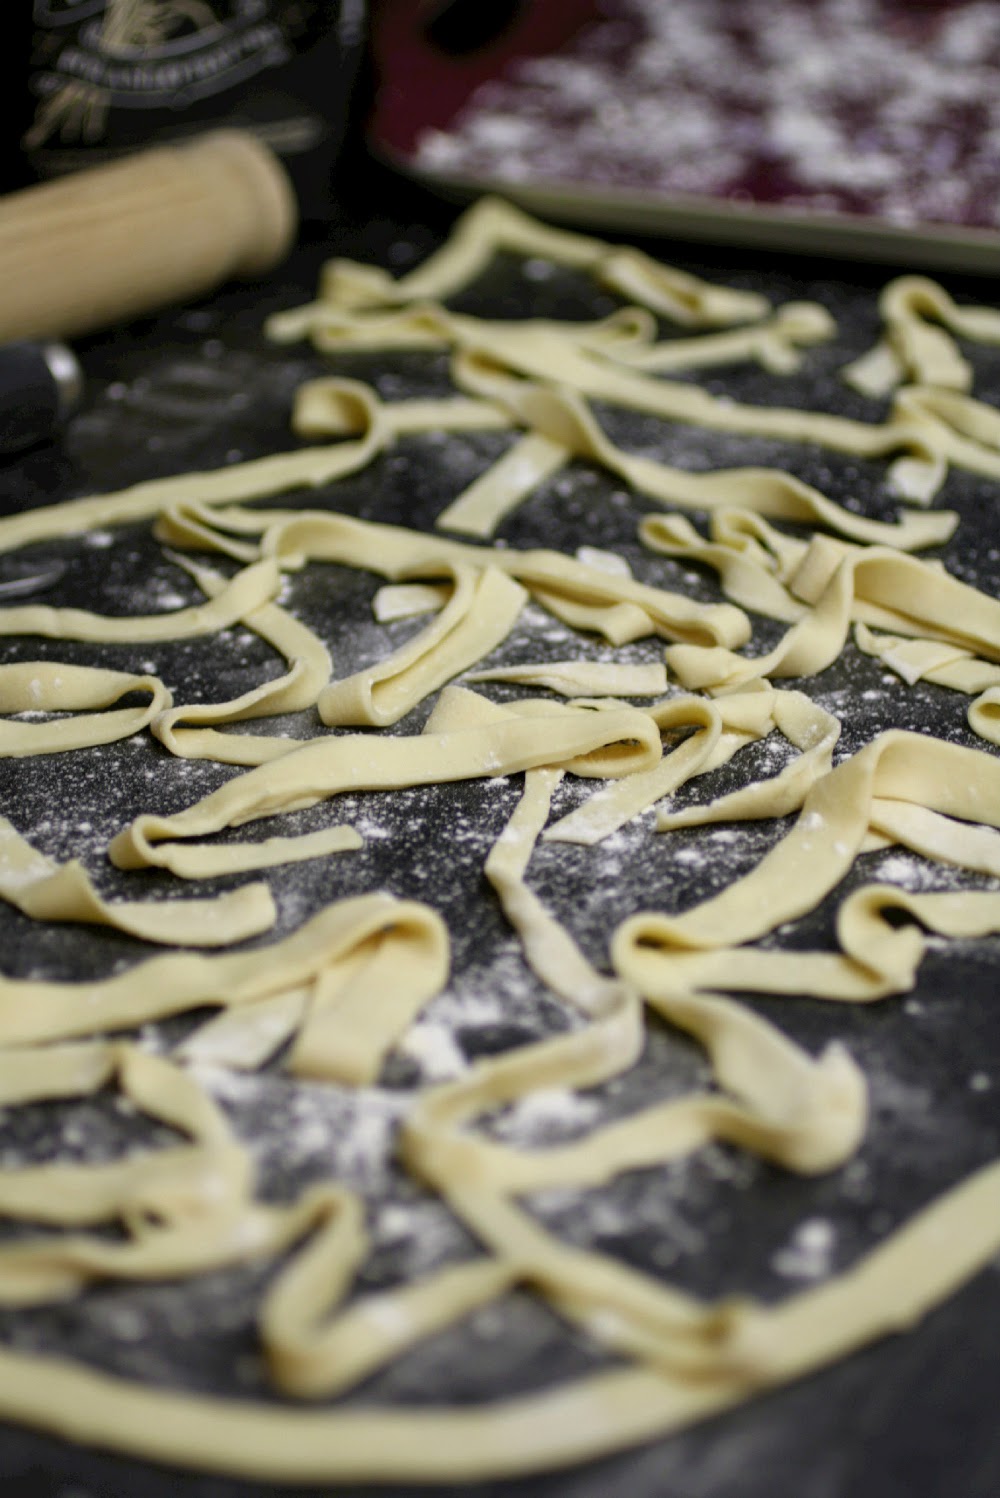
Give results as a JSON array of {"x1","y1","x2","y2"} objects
[{"x1": 0, "y1": 200, "x2": 998, "y2": 1497}]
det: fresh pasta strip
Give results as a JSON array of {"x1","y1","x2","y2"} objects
[
  {"x1": 968, "y1": 685, "x2": 1000, "y2": 745},
  {"x1": 607, "y1": 301, "x2": 835, "y2": 375},
  {"x1": 400, "y1": 919, "x2": 723, "y2": 1367},
  {"x1": 479, "y1": 768, "x2": 864, "y2": 1174},
  {"x1": 169, "y1": 500, "x2": 750, "y2": 650},
  {"x1": 291, "y1": 375, "x2": 510, "y2": 445},
  {"x1": 174, "y1": 988, "x2": 310, "y2": 1070},
  {"x1": 272, "y1": 293, "x2": 827, "y2": 383},
  {"x1": 442, "y1": 1018, "x2": 865, "y2": 1194},
  {"x1": 0, "y1": 379, "x2": 507, "y2": 566},
  {"x1": 0, "y1": 816, "x2": 276, "y2": 947},
  {"x1": 655, "y1": 691, "x2": 841, "y2": 834},
  {"x1": 854, "y1": 622, "x2": 1000, "y2": 691},
  {"x1": 894, "y1": 384, "x2": 1000, "y2": 490},
  {"x1": 617, "y1": 729, "x2": 1000, "y2": 955},
  {"x1": 484, "y1": 765, "x2": 621, "y2": 1017},
  {"x1": 109, "y1": 697, "x2": 662, "y2": 876},
  {"x1": 127, "y1": 825, "x2": 365, "y2": 880},
  {"x1": 0, "y1": 1202, "x2": 295, "y2": 1307},
  {"x1": 153, "y1": 660, "x2": 328, "y2": 767},
  {"x1": 272, "y1": 294, "x2": 938, "y2": 509},
  {"x1": 0, "y1": 894, "x2": 447, "y2": 1047},
  {"x1": 286, "y1": 921, "x2": 447, "y2": 1084},
  {"x1": 295, "y1": 196, "x2": 770, "y2": 327},
  {"x1": 0, "y1": 382, "x2": 389, "y2": 559},
  {"x1": 403, "y1": 767, "x2": 862, "y2": 1383},
  {"x1": 0, "y1": 1159, "x2": 997, "y2": 1483},
  {"x1": 151, "y1": 552, "x2": 332, "y2": 765},
  {"x1": 435, "y1": 381, "x2": 954, "y2": 547},
  {"x1": 372, "y1": 582, "x2": 450, "y2": 620},
  {"x1": 665, "y1": 533, "x2": 1000, "y2": 692},
  {"x1": 499, "y1": 385, "x2": 955, "y2": 551},
  {"x1": 0, "y1": 1044, "x2": 266, "y2": 1301},
  {"x1": 0, "y1": 556, "x2": 281, "y2": 646},
  {"x1": 263, "y1": 1253, "x2": 515, "y2": 1401},
  {"x1": 547, "y1": 689, "x2": 838, "y2": 846},
  {"x1": 0, "y1": 1185, "x2": 369, "y2": 1355},
  {"x1": 269, "y1": 300, "x2": 658, "y2": 362},
  {"x1": 318, "y1": 565, "x2": 527, "y2": 727},
  {"x1": 640, "y1": 511, "x2": 807, "y2": 624},
  {"x1": 435, "y1": 431, "x2": 569, "y2": 537},
  {"x1": 843, "y1": 275, "x2": 1000, "y2": 396},
  {"x1": 448, "y1": 342, "x2": 948, "y2": 504},
  {"x1": 615, "y1": 883, "x2": 1000, "y2": 1006},
  {"x1": 542, "y1": 695, "x2": 729, "y2": 847},
  {"x1": 467, "y1": 659, "x2": 667, "y2": 698},
  {"x1": 0, "y1": 662, "x2": 171, "y2": 755},
  {"x1": 648, "y1": 511, "x2": 992, "y2": 650},
  {"x1": 867, "y1": 798, "x2": 1000, "y2": 874}
]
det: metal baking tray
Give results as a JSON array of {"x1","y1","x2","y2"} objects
[{"x1": 369, "y1": 0, "x2": 1000, "y2": 273}]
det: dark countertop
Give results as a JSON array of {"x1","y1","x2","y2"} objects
[{"x1": 0, "y1": 150, "x2": 997, "y2": 1498}]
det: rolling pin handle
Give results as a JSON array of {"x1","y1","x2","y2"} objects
[{"x1": 0, "y1": 131, "x2": 299, "y2": 343}]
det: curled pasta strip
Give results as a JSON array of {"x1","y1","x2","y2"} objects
[
  {"x1": 854, "y1": 626, "x2": 1000, "y2": 749},
  {"x1": 0, "y1": 1044, "x2": 261, "y2": 1301},
  {"x1": 403, "y1": 764, "x2": 861, "y2": 1379},
  {"x1": 270, "y1": 300, "x2": 658, "y2": 360},
  {"x1": 467, "y1": 659, "x2": 668, "y2": 698},
  {"x1": 0, "y1": 556, "x2": 281, "y2": 646},
  {"x1": 109, "y1": 693, "x2": 662, "y2": 876},
  {"x1": 0, "y1": 382, "x2": 387, "y2": 559},
  {"x1": 436, "y1": 381, "x2": 955, "y2": 547},
  {"x1": 843, "y1": 275, "x2": 1000, "y2": 396},
  {"x1": 0, "y1": 893, "x2": 447, "y2": 1050},
  {"x1": 151, "y1": 552, "x2": 333, "y2": 765},
  {"x1": 854, "y1": 622, "x2": 1000, "y2": 692},
  {"x1": 894, "y1": 384, "x2": 1000, "y2": 490},
  {"x1": 616, "y1": 729, "x2": 1000, "y2": 956},
  {"x1": 616, "y1": 882, "x2": 1000, "y2": 1006},
  {"x1": 166, "y1": 500, "x2": 750, "y2": 650},
  {"x1": 263, "y1": 1250, "x2": 515, "y2": 1401},
  {"x1": 607, "y1": 300, "x2": 835, "y2": 375},
  {"x1": 648, "y1": 509, "x2": 999, "y2": 653},
  {"x1": 654, "y1": 690, "x2": 840, "y2": 834},
  {"x1": 0, "y1": 816, "x2": 276, "y2": 947},
  {"x1": 272, "y1": 292, "x2": 828, "y2": 381},
  {"x1": 540, "y1": 691, "x2": 748, "y2": 847},
  {"x1": 0, "y1": 378, "x2": 507, "y2": 566},
  {"x1": 318, "y1": 564, "x2": 527, "y2": 727},
  {"x1": 448, "y1": 341, "x2": 948, "y2": 504},
  {"x1": 867, "y1": 798, "x2": 1000, "y2": 875},
  {"x1": 484, "y1": 762, "x2": 622, "y2": 1017},
  {"x1": 0, "y1": 662, "x2": 170, "y2": 754},
  {"x1": 641, "y1": 510, "x2": 808, "y2": 623},
  {"x1": 0, "y1": 1159, "x2": 996, "y2": 1483},
  {"x1": 297, "y1": 196, "x2": 770, "y2": 327},
  {"x1": 968, "y1": 685, "x2": 1000, "y2": 745},
  {"x1": 665, "y1": 532, "x2": 1000, "y2": 692}
]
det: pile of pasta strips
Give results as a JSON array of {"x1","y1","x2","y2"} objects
[{"x1": 0, "y1": 200, "x2": 999, "y2": 1482}]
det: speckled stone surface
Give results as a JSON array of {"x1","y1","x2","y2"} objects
[{"x1": 0, "y1": 160, "x2": 997, "y2": 1498}]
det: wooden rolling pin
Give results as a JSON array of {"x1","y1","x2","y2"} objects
[{"x1": 0, "y1": 131, "x2": 298, "y2": 343}]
